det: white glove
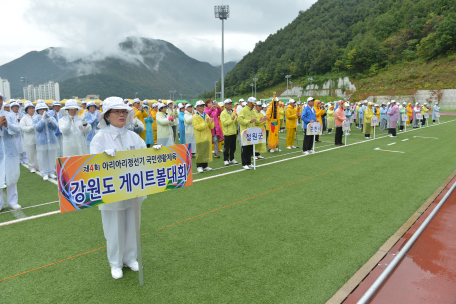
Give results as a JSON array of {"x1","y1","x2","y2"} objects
[
  {"x1": 82, "y1": 119, "x2": 87, "y2": 125},
  {"x1": 104, "y1": 149, "x2": 116, "y2": 156},
  {"x1": 43, "y1": 111, "x2": 49, "y2": 117},
  {"x1": 152, "y1": 145, "x2": 162, "y2": 149},
  {"x1": 60, "y1": 108, "x2": 68, "y2": 116}
]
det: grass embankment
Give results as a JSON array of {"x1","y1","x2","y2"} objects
[{"x1": 1, "y1": 117, "x2": 456, "y2": 303}]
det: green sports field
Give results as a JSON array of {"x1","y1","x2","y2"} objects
[{"x1": 1, "y1": 116, "x2": 455, "y2": 303}]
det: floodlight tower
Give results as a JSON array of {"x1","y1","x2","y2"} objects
[
  {"x1": 214, "y1": 5, "x2": 229, "y2": 104},
  {"x1": 285, "y1": 75, "x2": 292, "y2": 98},
  {"x1": 253, "y1": 78, "x2": 258, "y2": 98},
  {"x1": 21, "y1": 77, "x2": 28, "y2": 99},
  {"x1": 290, "y1": 81, "x2": 293, "y2": 97},
  {"x1": 214, "y1": 81, "x2": 218, "y2": 101},
  {"x1": 250, "y1": 83, "x2": 254, "y2": 96}
]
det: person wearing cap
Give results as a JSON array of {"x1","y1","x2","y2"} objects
[
  {"x1": 296, "y1": 101, "x2": 303, "y2": 125},
  {"x1": 20, "y1": 102, "x2": 39, "y2": 173},
  {"x1": 380, "y1": 103, "x2": 387, "y2": 131},
  {"x1": 166, "y1": 101, "x2": 178, "y2": 143},
  {"x1": 59, "y1": 99, "x2": 92, "y2": 157},
  {"x1": 143, "y1": 105, "x2": 154, "y2": 147},
  {"x1": 150, "y1": 103, "x2": 158, "y2": 143},
  {"x1": 133, "y1": 99, "x2": 148, "y2": 141},
  {"x1": 183, "y1": 104, "x2": 196, "y2": 156},
  {"x1": 33, "y1": 103, "x2": 59, "y2": 180},
  {"x1": 204, "y1": 99, "x2": 223, "y2": 158},
  {"x1": 79, "y1": 100, "x2": 87, "y2": 116},
  {"x1": 90, "y1": 96, "x2": 150, "y2": 280},
  {"x1": 326, "y1": 103, "x2": 335, "y2": 134},
  {"x1": 285, "y1": 99, "x2": 298, "y2": 149},
  {"x1": 252, "y1": 101, "x2": 268, "y2": 159},
  {"x1": 301, "y1": 97, "x2": 317, "y2": 155},
  {"x1": 432, "y1": 102, "x2": 440, "y2": 123},
  {"x1": 85, "y1": 101, "x2": 100, "y2": 153},
  {"x1": 386, "y1": 102, "x2": 392, "y2": 132},
  {"x1": 278, "y1": 102, "x2": 285, "y2": 133},
  {"x1": 193, "y1": 100, "x2": 214, "y2": 172},
  {"x1": 406, "y1": 103, "x2": 413, "y2": 125},
  {"x1": 236, "y1": 99, "x2": 244, "y2": 114},
  {"x1": 421, "y1": 102, "x2": 431, "y2": 126},
  {"x1": 412, "y1": 103, "x2": 421, "y2": 128},
  {"x1": 156, "y1": 103, "x2": 174, "y2": 146},
  {"x1": 123, "y1": 99, "x2": 129, "y2": 104},
  {"x1": 0, "y1": 94, "x2": 23, "y2": 211},
  {"x1": 355, "y1": 102, "x2": 361, "y2": 127},
  {"x1": 48, "y1": 101, "x2": 63, "y2": 157},
  {"x1": 238, "y1": 97, "x2": 258, "y2": 169},
  {"x1": 10, "y1": 102, "x2": 27, "y2": 164},
  {"x1": 334, "y1": 101, "x2": 348, "y2": 146},
  {"x1": 177, "y1": 103, "x2": 186, "y2": 144},
  {"x1": 363, "y1": 102, "x2": 374, "y2": 139},
  {"x1": 398, "y1": 102, "x2": 407, "y2": 131},
  {"x1": 220, "y1": 99, "x2": 238, "y2": 165},
  {"x1": 387, "y1": 100, "x2": 399, "y2": 137},
  {"x1": 3, "y1": 103, "x2": 10, "y2": 112},
  {"x1": 344, "y1": 102, "x2": 352, "y2": 135},
  {"x1": 314, "y1": 101, "x2": 325, "y2": 142}
]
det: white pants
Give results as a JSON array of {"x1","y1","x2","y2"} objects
[
  {"x1": 0, "y1": 184, "x2": 18, "y2": 209},
  {"x1": 25, "y1": 145, "x2": 39, "y2": 170},
  {"x1": 101, "y1": 207, "x2": 140, "y2": 268},
  {"x1": 20, "y1": 151, "x2": 27, "y2": 163},
  {"x1": 37, "y1": 149, "x2": 57, "y2": 176}
]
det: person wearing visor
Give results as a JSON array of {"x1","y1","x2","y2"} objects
[
  {"x1": 238, "y1": 97, "x2": 258, "y2": 170},
  {"x1": 285, "y1": 99, "x2": 298, "y2": 149},
  {"x1": 84, "y1": 101, "x2": 100, "y2": 153},
  {"x1": 48, "y1": 101, "x2": 63, "y2": 157},
  {"x1": 20, "y1": 102, "x2": 39, "y2": 173},
  {"x1": 59, "y1": 99, "x2": 92, "y2": 157},
  {"x1": 33, "y1": 103, "x2": 59, "y2": 180},
  {"x1": 166, "y1": 100, "x2": 178, "y2": 144},
  {"x1": 90, "y1": 97, "x2": 159, "y2": 280},
  {"x1": 156, "y1": 103, "x2": 174, "y2": 146},
  {"x1": 177, "y1": 103, "x2": 186, "y2": 144},
  {"x1": 220, "y1": 99, "x2": 238, "y2": 165},
  {"x1": 10, "y1": 102, "x2": 27, "y2": 164},
  {"x1": 183, "y1": 104, "x2": 196, "y2": 156},
  {"x1": 253, "y1": 101, "x2": 268, "y2": 159},
  {"x1": 133, "y1": 99, "x2": 148, "y2": 141},
  {"x1": 193, "y1": 100, "x2": 214, "y2": 172}
]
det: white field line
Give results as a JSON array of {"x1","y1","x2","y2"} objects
[
  {"x1": 387, "y1": 143, "x2": 396, "y2": 146},
  {"x1": 402, "y1": 139, "x2": 409, "y2": 141},
  {"x1": 0, "y1": 201, "x2": 59, "y2": 215},
  {"x1": 4, "y1": 119, "x2": 455, "y2": 226}
]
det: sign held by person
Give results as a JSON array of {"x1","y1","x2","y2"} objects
[
  {"x1": 371, "y1": 116, "x2": 379, "y2": 126},
  {"x1": 57, "y1": 144, "x2": 193, "y2": 213},
  {"x1": 306, "y1": 122, "x2": 322, "y2": 135},
  {"x1": 240, "y1": 127, "x2": 266, "y2": 146}
]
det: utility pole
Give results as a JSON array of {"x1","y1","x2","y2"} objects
[
  {"x1": 214, "y1": 5, "x2": 229, "y2": 106},
  {"x1": 253, "y1": 78, "x2": 258, "y2": 98},
  {"x1": 285, "y1": 75, "x2": 292, "y2": 98},
  {"x1": 251, "y1": 83, "x2": 254, "y2": 97},
  {"x1": 21, "y1": 77, "x2": 28, "y2": 99}
]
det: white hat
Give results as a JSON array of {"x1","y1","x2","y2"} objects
[
  {"x1": 424, "y1": 102, "x2": 427, "y2": 105},
  {"x1": 98, "y1": 97, "x2": 134, "y2": 128},
  {"x1": 167, "y1": 100, "x2": 174, "y2": 105},
  {"x1": 37, "y1": 99, "x2": 45, "y2": 104},
  {"x1": 242, "y1": 102, "x2": 247, "y2": 106},
  {"x1": 195, "y1": 100, "x2": 205, "y2": 107},
  {"x1": 143, "y1": 100, "x2": 148, "y2": 104},
  {"x1": 52, "y1": 101, "x2": 61, "y2": 107},
  {"x1": 3, "y1": 103, "x2": 10, "y2": 108},
  {"x1": 391, "y1": 100, "x2": 396, "y2": 103},
  {"x1": 289, "y1": 99, "x2": 296, "y2": 103},
  {"x1": 178, "y1": 103, "x2": 185, "y2": 109},
  {"x1": 63, "y1": 99, "x2": 80, "y2": 110},
  {"x1": 224, "y1": 99, "x2": 232, "y2": 104},
  {"x1": 10, "y1": 102, "x2": 20, "y2": 108},
  {"x1": 363, "y1": 100, "x2": 368, "y2": 103},
  {"x1": 307, "y1": 97, "x2": 314, "y2": 102},
  {"x1": 247, "y1": 97, "x2": 256, "y2": 103},
  {"x1": 127, "y1": 102, "x2": 133, "y2": 106},
  {"x1": 239, "y1": 98, "x2": 245, "y2": 102},
  {"x1": 152, "y1": 103, "x2": 158, "y2": 108},
  {"x1": 435, "y1": 102, "x2": 439, "y2": 105},
  {"x1": 123, "y1": 99, "x2": 129, "y2": 102},
  {"x1": 36, "y1": 103, "x2": 49, "y2": 111},
  {"x1": 133, "y1": 98, "x2": 140, "y2": 103},
  {"x1": 87, "y1": 101, "x2": 96, "y2": 107},
  {"x1": 81, "y1": 100, "x2": 87, "y2": 105},
  {"x1": 185, "y1": 103, "x2": 192, "y2": 108},
  {"x1": 24, "y1": 102, "x2": 35, "y2": 112},
  {"x1": 345, "y1": 102, "x2": 350, "y2": 107},
  {"x1": 218, "y1": 102, "x2": 224, "y2": 107},
  {"x1": 262, "y1": 104, "x2": 268, "y2": 107},
  {"x1": 157, "y1": 103, "x2": 167, "y2": 110},
  {"x1": 297, "y1": 101, "x2": 302, "y2": 104},
  {"x1": 403, "y1": 102, "x2": 407, "y2": 105},
  {"x1": 17, "y1": 100, "x2": 23, "y2": 104}
]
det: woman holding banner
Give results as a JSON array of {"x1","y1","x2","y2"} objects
[{"x1": 90, "y1": 96, "x2": 151, "y2": 280}]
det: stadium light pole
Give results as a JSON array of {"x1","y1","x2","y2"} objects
[
  {"x1": 21, "y1": 77, "x2": 28, "y2": 99},
  {"x1": 169, "y1": 90, "x2": 172, "y2": 100},
  {"x1": 135, "y1": 92, "x2": 138, "y2": 99},
  {"x1": 290, "y1": 81, "x2": 293, "y2": 97},
  {"x1": 253, "y1": 78, "x2": 258, "y2": 98},
  {"x1": 179, "y1": 93, "x2": 183, "y2": 100},
  {"x1": 214, "y1": 81, "x2": 218, "y2": 101},
  {"x1": 285, "y1": 75, "x2": 292, "y2": 98},
  {"x1": 214, "y1": 5, "x2": 229, "y2": 105},
  {"x1": 250, "y1": 83, "x2": 254, "y2": 97}
]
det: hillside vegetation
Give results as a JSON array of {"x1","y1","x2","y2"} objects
[{"x1": 206, "y1": 0, "x2": 456, "y2": 99}]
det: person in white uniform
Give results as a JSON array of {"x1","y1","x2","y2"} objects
[
  {"x1": 10, "y1": 102, "x2": 27, "y2": 164},
  {"x1": 183, "y1": 104, "x2": 196, "y2": 156},
  {"x1": 20, "y1": 102, "x2": 39, "y2": 173},
  {"x1": 90, "y1": 97, "x2": 156, "y2": 280},
  {"x1": 85, "y1": 101, "x2": 100, "y2": 153},
  {"x1": 156, "y1": 103, "x2": 175, "y2": 146},
  {"x1": 48, "y1": 101, "x2": 63, "y2": 157},
  {"x1": 59, "y1": 99, "x2": 92, "y2": 157},
  {"x1": 0, "y1": 94, "x2": 22, "y2": 211},
  {"x1": 33, "y1": 103, "x2": 59, "y2": 180}
]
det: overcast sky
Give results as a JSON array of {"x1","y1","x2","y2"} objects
[{"x1": 0, "y1": 0, "x2": 317, "y2": 66}]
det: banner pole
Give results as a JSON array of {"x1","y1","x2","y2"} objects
[
  {"x1": 134, "y1": 198, "x2": 144, "y2": 286},
  {"x1": 253, "y1": 144, "x2": 256, "y2": 170},
  {"x1": 312, "y1": 134, "x2": 315, "y2": 153}
]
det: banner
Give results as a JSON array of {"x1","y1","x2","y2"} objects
[
  {"x1": 342, "y1": 120, "x2": 351, "y2": 131},
  {"x1": 425, "y1": 113, "x2": 429, "y2": 118},
  {"x1": 416, "y1": 113, "x2": 423, "y2": 119},
  {"x1": 371, "y1": 116, "x2": 379, "y2": 126},
  {"x1": 306, "y1": 122, "x2": 322, "y2": 135},
  {"x1": 435, "y1": 113, "x2": 440, "y2": 118},
  {"x1": 402, "y1": 114, "x2": 408, "y2": 122},
  {"x1": 57, "y1": 144, "x2": 193, "y2": 213},
  {"x1": 240, "y1": 127, "x2": 266, "y2": 146}
]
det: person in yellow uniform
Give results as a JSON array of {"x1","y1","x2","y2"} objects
[
  {"x1": 78, "y1": 101, "x2": 87, "y2": 116},
  {"x1": 363, "y1": 102, "x2": 374, "y2": 139},
  {"x1": 406, "y1": 103, "x2": 412, "y2": 125},
  {"x1": 314, "y1": 101, "x2": 325, "y2": 143},
  {"x1": 193, "y1": 100, "x2": 214, "y2": 173},
  {"x1": 266, "y1": 98, "x2": 281, "y2": 153},
  {"x1": 133, "y1": 98, "x2": 148, "y2": 140},
  {"x1": 262, "y1": 104, "x2": 270, "y2": 142},
  {"x1": 252, "y1": 101, "x2": 268, "y2": 160},
  {"x1": 151, "y1": 103, "x2": 158, "y2": 143},
  {"x1": 278, "y1": 102, "x2": 285, "y2": 132},
  {"x1": 220, "y1": 99, "x2": 238, "y2": 166},
  {"x1": 238, "y1": 97, "x2": 258, "y2": 170},
  {"x1": 296, "y1": 101, "x2": 303, "y2": 125},
  {"x1": 285, "y1": 99, "x2": 298, "y2": 149},
  {"x1": 326, "y1": 103, "x2": 335, "y2": 134},
  {"x1": 421, "y1": 102, "x2": 431, "y2": 126}
]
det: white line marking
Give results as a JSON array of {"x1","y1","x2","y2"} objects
[
  {"x1": 413, "y1": 136, "x2": 439, "y2": 139},
  {"x1": 387, "y1": 143, "x2": 396, "y2": 146},
  {"x1": 402, "y1": 139, "x2": 409, "y2": 141},
  {"x1": 0, "y1": 210, "x2": 60, "y2": 226},
  {"x1": 374, "y1": 148, "x2": 405, "y2": 153},
  {"x1": 0, "y1": 201, "x2": 59, "y2": 215}
]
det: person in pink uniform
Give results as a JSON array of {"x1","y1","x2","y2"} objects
[
  {"x1": 334, "y1": 101, "x2": 348, "y2": 146},
  {"x1": 387, "y1": 100, "x2": 399, "y2": 137},
  {"x1": 204, "y1": 99, "x2": 224, "y2": 158}
]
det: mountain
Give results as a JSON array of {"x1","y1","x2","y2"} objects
[
  {"x1": 215, "y1": 61, "x2": 238, "y2": 76},
  {"x1": 222, "y1": 0, "x2": 456, "y2": 97},
  {"x1": 0, "y1": 37, "x2": 226, "y2": 100}
]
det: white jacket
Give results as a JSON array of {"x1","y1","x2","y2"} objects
[
  {"x1": 19, "y1": 114, "x2": 36, "y2": 147},
  {"x1": 59, "y1": 113, "x2": 92, "y2": 157},
  {"x1": 184, "y1": 111, "x2": 196, "y2": 153},
  {"x1": 0, "y1": 110, "x2": 21, "y2": 186},
  {"x1": 90, "y1": 126, "x2": 147, "y2": 211}
]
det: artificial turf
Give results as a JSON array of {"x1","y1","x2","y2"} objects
[{"x1": 1, "y1": 117, "x2": 455, "y2": 303}]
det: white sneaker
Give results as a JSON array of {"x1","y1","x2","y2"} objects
[
  {"x1": 243, "y1": 165, "x2": 250, "y2": 170},
  {"x1": 309, "y1": 150, "x2": 315, "y2": 154},
  {"x1": 390, "y1": 135, "x2": 397, "y2": 137},
  {"x1": 257, "y1": 155, "x2": 264, "y2": 159},
  {"x1": 253, "y1": 156, "x2": 258, "y2": 160},
  {"x1": 124, "y1": 261, "x2": 139, "y2": 271},
  {"x1": 286, "y1": 146, "x2": 292, "y2": 149},
  {"x1": 49, "y1": 173, "x2": 57, "y2": 179},
  {"x1": 291, "y1": 146, "x2": 296, "y2": 148},
  {"x1": 43, "y1": 175, "x2": 49, "y2": 181},
  {"x1": 30, "y1": 168, "x2": 36, "y2": 173},
  {"x1": 224, "y1": 161, "x2": 229, "y2": 166},
  {"x1": 346, "y1": 133, "x2": 350, "y2": 135},
  {"x1": 275, "y1": 148, "x2": 281, "y2": 152},
  {"x1": 111, "y1": 267, "x2": 123, "y2": 279},
  {"x1": 0, "y1": 184, "x2": 6, "y2": 189},
  {"x1": 9, "y1": 204, "x2": 22, "y2": 210},
  {"x1": 269, "y1": 149, "x2": 275, "y2": 153},
  {"x1": 203, "y1": 167, "x2": 212, "y2": 171},
  {"x1": 302, "y1": 151, "x2": 309, "y2": 156},
  {"x1": 197, "y1": 167, "x2": 203, "y2": 173},
  {"x1": 248, "y1": 165, "x2": 254, "y2": 169},
  {"x1": 231, "y1": 159, "x2": 239, "y2": 164}
]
